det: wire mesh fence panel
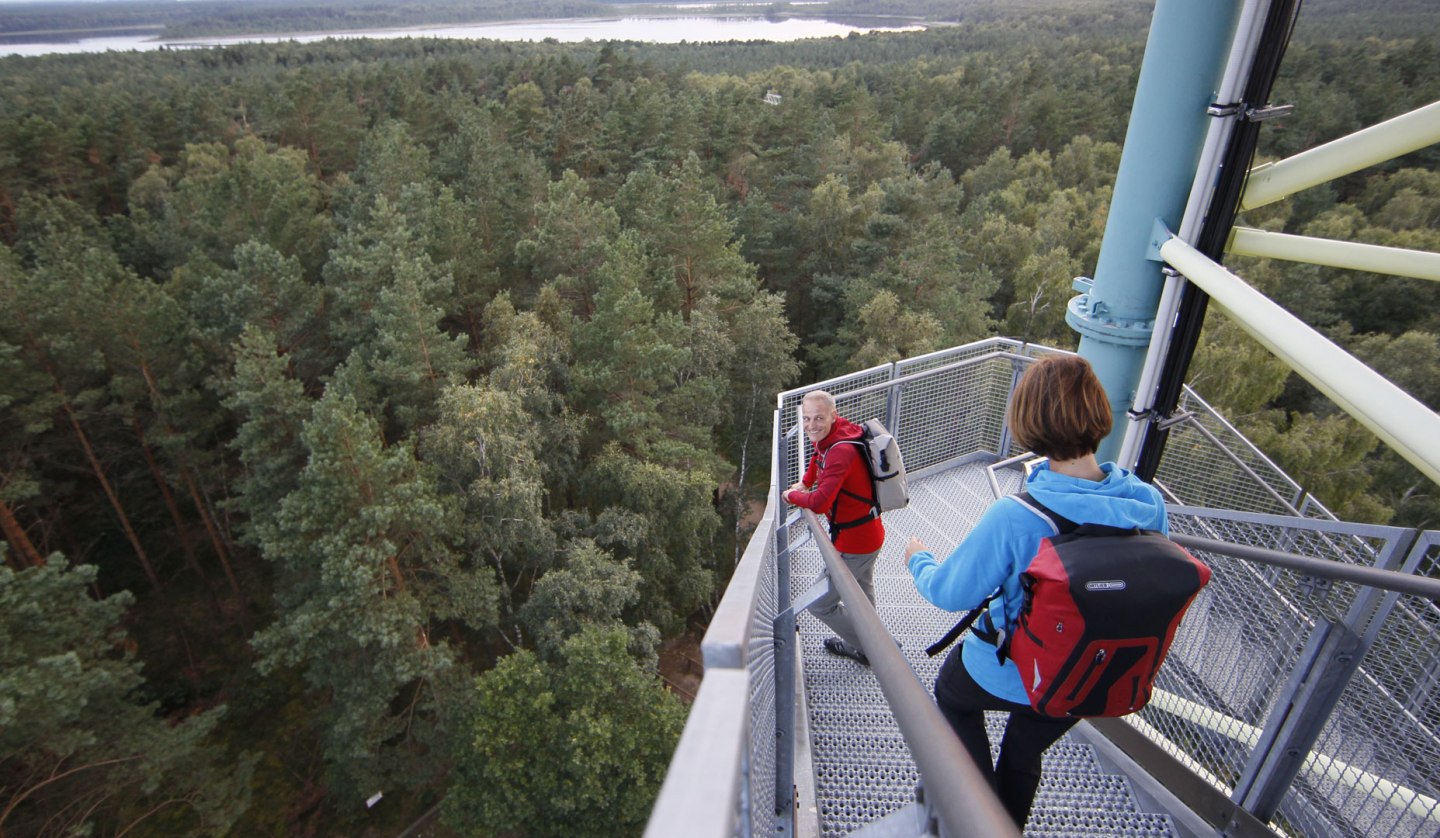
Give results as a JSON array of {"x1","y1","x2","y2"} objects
[
  {"x1": 1389, "y1": 534, "x2": 1440, "y2": 740},
  {"x1": 1141, "y1": 519, "x2": 1324, "y2": 795},
  {"x1": 746, "y1": 535, "x2": 780, "y2": 838},
  {"x1": 1154, "y1": 389, "x2": 1312, "y2": 517},
  {"x1": 1154, "y1": 511, "x2": 1440, "y2": 838},
  {"x1": 896, "y1": 353, "x2": 1021, "y2": 472},
  {"x1": 1289, "y1": 532, "x2": 1440, "y2": 838}
]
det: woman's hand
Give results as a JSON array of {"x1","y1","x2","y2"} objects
[{"x1": 905, "y1": 536, "x2": 928, "y2": 561}]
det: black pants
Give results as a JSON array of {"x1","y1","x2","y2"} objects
[{"x1": 933, "y1": 643, "x2": 1079, "y2": 830}]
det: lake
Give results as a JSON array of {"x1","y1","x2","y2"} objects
[{"x1": 0, "y1": 15, "x2": 926, "y2": 58}]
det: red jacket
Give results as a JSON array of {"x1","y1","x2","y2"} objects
[{"x1": 784, "y1": 416, "x2": 885, "y2": 554}]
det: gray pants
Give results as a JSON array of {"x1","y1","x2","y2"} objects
[{"x1": 811, "y1": 549, "x2": 879, "y2": 652}]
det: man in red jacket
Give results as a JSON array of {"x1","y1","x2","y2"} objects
[{"x1": 783, "y1": 390, "x2": 886, "y2": 665}]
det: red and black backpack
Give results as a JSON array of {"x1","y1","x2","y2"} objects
[{"x1": 927, "y1": 492, "x2": 1211, "y2": 718}]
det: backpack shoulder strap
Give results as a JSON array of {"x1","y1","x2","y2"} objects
[
  {"x1": 929, "y1": 492, "x2": 1075, "y2": 659},
  {"x1": 1011, "y1": 491, "x2": 1079, "y2": 534},
  {"x1": 821, "y1": 439, "x2": 878, "y2": 531}
]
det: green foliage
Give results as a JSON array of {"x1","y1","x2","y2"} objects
[
  {"x1": 1187, "y1": 314, "x2": 1293, "y2": 418},
  {"x1": 515, "y1": 170, "x2": 623, "y2": 310},
  {"x1": 519, "y1": 538, "x2": 656, "y2": 662},
  {"x1": 1, "y1": 2, "x2": 1438, "y2": 831},
  {"x1": 1349, "y1": 330, "x2": 1440, "y2": 410},
  {"x1": 226, "y1": 325, "x2": 316, "y2": 544},
  {"x1": 421, "y1": 381, "x2": 555, "y2": 643},
  {"x1": 1243, "y1": 411, "x2": 1391, "y2": 524},
  {"x1": 250, "y1": 388, "x2": 474, "y2": 802},
  {"x1": 122, "y1": 137, "x2": 332, "y2": 279},
  {"x1": 582, "y1": 444, "x2": 722, "y2": 636},
  {"x1": 442, "y1": 625, "x2": 685, "y2": 838},
  {"x1": 0, "y1": 556, "x2": 253, "y2": 837}
]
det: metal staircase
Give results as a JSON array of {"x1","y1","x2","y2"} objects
[{"x1": 793, "y1": 459, "x2": 1189, "y2": 837}]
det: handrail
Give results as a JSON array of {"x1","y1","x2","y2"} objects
[
  {"x1": 1159, "y1": 232, "x2": 1440, "y2": 487},
  {"x1": 643, "y1": 670, "x2": 750, "y2": 838},
  {"x1": 800, "y1": 508, "x2": 1020, "y2": 837},
  {"x1": 1168, "y1": 530, "x2": 1440, "y2": 600},
  {"x1": 1240, "y1": 100, "x2": 1440, "y2": 211},
  {"x1": 779, "y1": 348, "x2": 1037, "y2": 405}
]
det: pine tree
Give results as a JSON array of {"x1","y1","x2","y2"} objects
[
  {"x1": 224, "y1": 325, "x2": 315, "y2": 549},
  {"x1": 249, "y1": 389, "x2": 469, "y2": 802},
  {"x1": 123, "y1": 137, "x2": 331, "y2": 279},
  {"x1": 2, "y1": 202, "x2": 165, "y2": 595},
  {"x1": 0, "y1": 556, "x2": 254, "y2": 837},
  {"x1": 614, "y1": 154, "x2": 757, "y2": 319},
  {"x1": 513, "y1": 170, "x2": 623, "y2": 314},
  {"x1": 582, "y1": 444, "x2": 721, "y2": 636}
]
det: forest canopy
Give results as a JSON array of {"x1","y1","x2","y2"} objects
[{"x1": 1, "y1": 1, "x2": 1437, "y2": 834}]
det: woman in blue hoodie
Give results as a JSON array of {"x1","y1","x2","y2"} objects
[{"x1": 904, "y1": 354, "x2": 1167, "y2": 829}]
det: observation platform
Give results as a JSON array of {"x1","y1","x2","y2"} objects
[{"x1": 648, "y1": 339, "x2": 1440, "y2": 838}]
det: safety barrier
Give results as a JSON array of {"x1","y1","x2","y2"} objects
[{"x1": 648, "y1": 339, "x2": 1440, "y2": 837}]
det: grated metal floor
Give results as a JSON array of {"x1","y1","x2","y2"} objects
[{"x1": 793, "y1": 460, "x2": 1183, "y2": 837}]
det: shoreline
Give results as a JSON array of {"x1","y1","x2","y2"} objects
[
  {"x1": 2, "y1": 10, "x2": 933, "y2": 46},
  {"x1": 0, "y1": 13, "x2": 929, "y2": 57},
  {"x1": 154, "y1": 12, "x2": 928, "y2": 46}
]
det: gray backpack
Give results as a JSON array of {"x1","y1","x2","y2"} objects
[{"x1": 830, "y1": 418, "x2": 909, "y2": 529}]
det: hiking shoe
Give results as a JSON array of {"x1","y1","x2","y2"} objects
[{"x1": 823, "y1": 637, "x2": 869, "y2": 666}]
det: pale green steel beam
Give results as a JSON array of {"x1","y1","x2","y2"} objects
[
  {"x1": 1158, "y1": 234, "x2": 1440, "y2": 486},
  {"x1": 1241, "y1": 100, "x2": 1440, "y2": 211},
  {"x1": 1229, "y1": 227, "x2": 1440, "y2": 282}
]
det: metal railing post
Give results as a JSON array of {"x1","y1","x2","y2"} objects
[
  {"x1": 885, "y1": 360, "x2": 902, "y2": 431},
  {"x1": 1233, "y1": 525, "x2": 1423, "y2": 822},
  {"x1": 1231, "y1": 618, "x2": 1366, "y2": 821},
  {"x1": 770, "y1": 409, "x2": 796, "y2": 835},
  {"x1": 997, "y1": 355, "x2": 1027, "y2": 457}
]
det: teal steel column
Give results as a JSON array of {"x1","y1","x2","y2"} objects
[{"x1": 1068, "y1": 0, "x2": 1245, "y2": 461}]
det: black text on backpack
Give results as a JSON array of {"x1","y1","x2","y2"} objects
[
  {"x1": 828, "y1": 418, "x2": 909, "y2": 531},
  {"x1": 927, "y1": 492, "x2": 1211, "y2": 718}
]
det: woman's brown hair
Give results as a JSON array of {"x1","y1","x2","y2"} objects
[{"x1": 1006, "y1": 354, "x2": 1113, "y2": 461}]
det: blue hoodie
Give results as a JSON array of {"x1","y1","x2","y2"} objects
[{"x1": 907, "y1": 461, "x2": 1167, "y2": 704}]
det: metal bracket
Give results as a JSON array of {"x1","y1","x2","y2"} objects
[
  {"x1": 1244, "y1": 103, "x2": 1295, "y2": 122},
  {"x1": 1154, "y1": 409, "x2": 1194, "y2": 431},
  {"x1": 1147, "y1": 218, "x2": 1174, "y2": 262},
  {"x1": 788, "y1": 577, "x2": 833, "y2": 619},
  {"x1": 1296, "y1": 574, "x2": 1334, "y2": 600},
  {"x1": 1207, "y1": 101, "x2": 1243, "y2": 118}
]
